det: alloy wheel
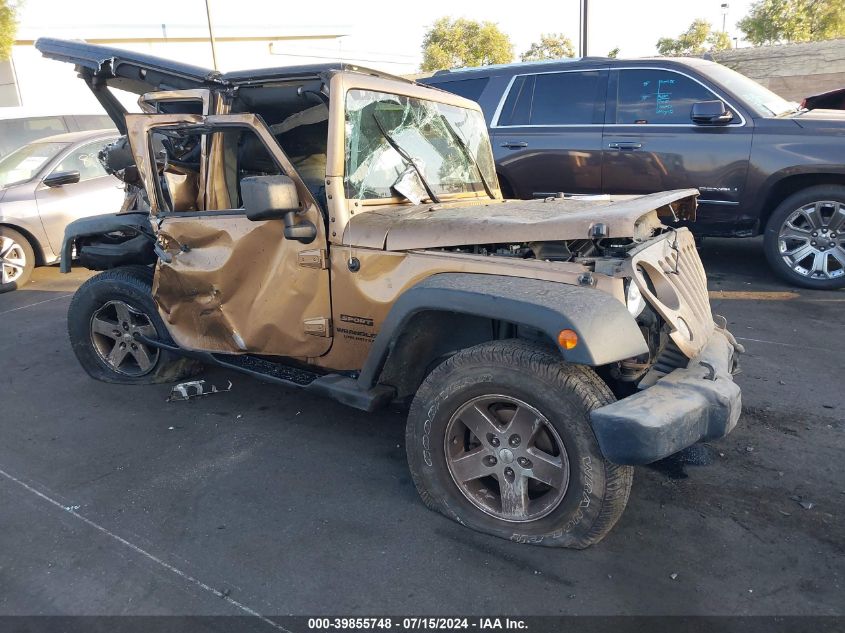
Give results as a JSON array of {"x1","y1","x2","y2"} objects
[
  {"x1": 89, "y1": 300, "x2": 160, "y2": 376},
  {"x1": 444, "y1": 395, "x2": 569, "y2": 522},
  {"x1": 778, "y1": 200, "x2": 845, "y2": 280},
  {"x1": 0, "y1": 236, "x2": 27, "y2": 285}
]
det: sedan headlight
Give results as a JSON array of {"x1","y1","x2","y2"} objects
[{"x1": 626, "y1": 280, "x2": 646, "y2": 317}]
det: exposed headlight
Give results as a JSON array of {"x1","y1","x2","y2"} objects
[
  {"x1": 626, "y1": 280, "x2": 646, "y2": 317},
  {"x1": 625, "y1": 279, "x2": 645, "y2": 318}
]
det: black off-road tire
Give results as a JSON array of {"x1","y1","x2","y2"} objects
[
  {"x1": 0, "y1": 226, "x2": 35, "y2": 293},
  {"x1": 67, "y1": 266, "x2": 201, "y2": 384},
  {"x1": 763, "y1": 185, "x2": 845, "y2": 290},
  {"x1": 406, "y1": 339, "x2": 633, "y2": 549}
]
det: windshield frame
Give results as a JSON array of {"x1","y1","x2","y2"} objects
[
  {"x1": 340, "y1": 84, "x2": 499, "y2": 207},
  {"x1": 323, "y1": 72, "x2": 502, "y2": 247},
  {"x1": 0, "y1": 141, "x2": 69, "y2": 189},
  {"x1": 342, "y1": 87, "x2": 498, "y2": 206}
]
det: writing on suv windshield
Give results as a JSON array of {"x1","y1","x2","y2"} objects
[{"x1": 344, "y1": 89, "x2": 496, "y2": 202}]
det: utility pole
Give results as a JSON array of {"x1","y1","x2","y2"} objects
[
  {"x1": 204, "y1": 0, "x2": 219, "y2": 70},
  {"x1": 580, "y1": 0, "x2": 589, "y2": 57},
  {"x1": 721, "y1": 3, "x2": 730, "y2": 33}
]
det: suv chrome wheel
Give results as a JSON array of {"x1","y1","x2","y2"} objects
[
  {"x1": 0, "y1": 235, "x2": 27, "y2": 285},
  {"x1": 778, "y1": 201, "x2": 845, "y2": 281},
  {"x1": 444, "y1": 394, "x2": 569, "y2": 522},
  {"x1": 90, "y1": 300, "x2": 160, "y2": 376}
]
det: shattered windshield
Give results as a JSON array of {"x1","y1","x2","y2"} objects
[{"x1": 344, "y1": 89, "x2": 496, "y2": 202}]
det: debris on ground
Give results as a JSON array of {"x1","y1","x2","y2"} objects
[
  {"x1": 167, "y1": 380, "x2": 233, "y2": 402},
  {"x1": 670, "y1": 573, "x2": 678, "y2": 580},
  {"x1": 790, "y1": 495, "x2": 815, "y2": 510}
]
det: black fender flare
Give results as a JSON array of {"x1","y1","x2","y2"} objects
[
  {"x1": 357, "y1": 273, "x2": 648, "y2": 388},
  {"x1": 60, "y1": 211, "x2": 154, "y2": 272}
]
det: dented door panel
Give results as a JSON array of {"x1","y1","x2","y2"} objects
[
  {"x1": 154, "y1": 215, "x2": 332, "y2": 356},
  {"x1": 126, "y1": 111, "x2": 333, "y2": 358}
]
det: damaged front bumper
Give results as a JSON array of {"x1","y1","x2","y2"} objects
[{"x1": 590, "y1": 325, "x2": 743, "y2": 465}]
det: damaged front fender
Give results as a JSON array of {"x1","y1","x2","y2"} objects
[{"x1": 60, "y1": 212, "x2": 156, "y2": 273}]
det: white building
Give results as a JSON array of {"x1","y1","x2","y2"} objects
[{"x1": 2, "y1": 22, "x2": 424, "y2": 112}]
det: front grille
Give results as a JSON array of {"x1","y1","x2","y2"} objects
[
  {"x1": 652, "y1": 338, "x2": 689, "y2": 376},
  {"x1": 630, "y1": 230, "x2": 713, "y2": 359},
  {"x1": 637, "y1": 338, "x2": 689, "y2": 389}
]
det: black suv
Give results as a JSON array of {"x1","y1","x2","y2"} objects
[{"x1": 422, "y1": 58, "x2": 845, "y2": 289}]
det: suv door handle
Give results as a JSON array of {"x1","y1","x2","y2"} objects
[
  {"x1": 501, "y1": 141, "x2": 528, "y2": 149},
  {"x1": 608, "y1": 142, "x2": 642, "y2": 151}
]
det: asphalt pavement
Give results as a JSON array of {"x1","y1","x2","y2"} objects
[{"x1": 0, "y1": 237, "x2": 843, "y2": 619}]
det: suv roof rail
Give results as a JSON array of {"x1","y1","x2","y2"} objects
[{"x1": 432, "y1": 56, "x2": 612, "y2": 75}]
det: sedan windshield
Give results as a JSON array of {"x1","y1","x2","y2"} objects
[
  {"x1": 344, "y1": 89, "x2": 496, "y2": 202},
  {"x1": 0, "y1": 142, "x2": 67, "y2": 188},
  {"x1": 704, "y1": 64, "x2": 798, "y2": 117}
]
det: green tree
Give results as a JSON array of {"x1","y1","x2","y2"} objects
[
  {"x1": 738, "y1": 0, "x2": 845, "y2": 45},
  {"x1": 656, "y1": 18, "x2": 732, "y2": 55},
  {"x1": 708, "y1": 30, "x2": 733, "y2": 51},
  {"x1": 520, "y1": 33, "x2": 576, "y2": 62},
  {"x1": 607, "y1": 47, "x2": 620, "y2": 58},
  {"x1": 421, "y1": 17, "x2": 513, "y2": 71},
  {"x1": 0, "y1": 0, "x2": 19, "y2": 61}
]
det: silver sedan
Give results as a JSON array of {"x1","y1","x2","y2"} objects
[{"x1": 0, "y1": 129, "x2": 123, "y2": 292}]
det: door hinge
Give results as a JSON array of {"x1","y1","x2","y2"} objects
[
  {"x1": 298, "y1": 249, "x2": 327, "y2": 269},
  {"x1": 303, "y1": 317, "x2": 332, "y2": 337}
]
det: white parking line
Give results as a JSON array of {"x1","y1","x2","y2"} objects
[
  {"x1": 0, "y1": 294, "x2": 73, "y2": 316},
  {"x1": 735, "y1": 336, "x2": 830, "y2": 352},
  {"x1": 0, "y1": 466, "x2": 290, "y2": 631}
]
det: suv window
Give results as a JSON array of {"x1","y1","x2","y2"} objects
[
  {"x1": 430, "y1": 78, "x2": 489, "y2": 103},
  {"x1": 498, "y1": 75, "x2": 534, "y2": 126},
  {"x1": 53, "y1": 139, "x2": 112, "y2": 181},
  {"x1": 497, "y1": 71, "x2": 606, "y2": 126},
  {"x1": 616, "y1": 69, "x2": 716, "y2": 125},
  {"x1": 531, "y1": 71, "x2": 606, "y2": 125}
]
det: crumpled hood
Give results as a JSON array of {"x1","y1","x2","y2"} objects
[{"x1": 344, "y1": 189, "x2": 698, "y2": 251}]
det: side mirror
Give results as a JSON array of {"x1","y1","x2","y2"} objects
[
  {"x1": 43, "y1": 170, "x2": 81, "y2": 187},
  {"x1": 241, "y1": 175, "x2": 316, "y2": 243},
  {"x1": 691, "y1": 101, "x2": 734, "y2": 125}
]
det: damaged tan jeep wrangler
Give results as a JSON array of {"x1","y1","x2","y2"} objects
[{"x1": 39, "y1": 38, "x2": 743, "y2": 548}]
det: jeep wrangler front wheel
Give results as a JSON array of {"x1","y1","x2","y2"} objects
[
  {"x1": 406, "y1": 340, "x2": 633, "y2": 549},
  {"x1": 67, "y1": 266, "x2": 201, "y2": 384}
]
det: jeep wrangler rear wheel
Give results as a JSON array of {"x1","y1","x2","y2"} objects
[
  {"x1": 67, "y1": 266, "x2": 201, "y2": 384},
  {"x1": 406, "y1": 340, "x2": 633, "y2": 548}
]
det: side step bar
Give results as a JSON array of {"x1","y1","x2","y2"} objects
[{"x1": 136, "y1": 335, "x2": 395, "y2": 412}]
